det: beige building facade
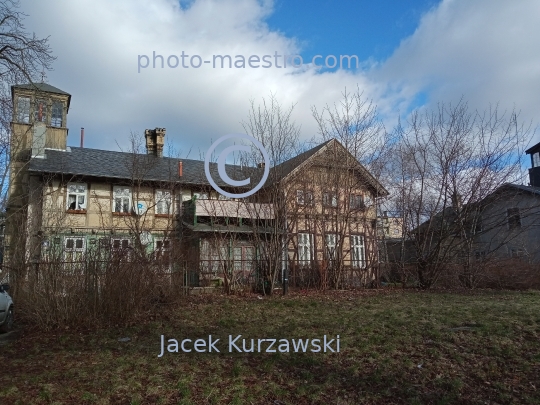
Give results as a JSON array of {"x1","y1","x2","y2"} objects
[{"x1": 4, "y1": 83, "x2": 388, "y2": 290}]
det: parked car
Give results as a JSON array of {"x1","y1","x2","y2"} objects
[{"x1": 0, "y1": 283, "x2": 13, "y2": 333}]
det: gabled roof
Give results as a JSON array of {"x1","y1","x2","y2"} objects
[
  {"x1": 270, "y1": 138, "x2": 389, "y2": 196},
  {"x1": 269, "y1": 140, "x2": 331, "y2": 183},
  {"x1": 28, "y1": 138, "x2": 389, "y2": 196},
  {"x1": 489, "y1": 183, "x2": 540, "y2": 197},
  {"x1": 28, "y1": 147, "x2": 253, "y2": 189},
  {"x1": 413, "y1": 182, "x2": 540, "y2": 234}
]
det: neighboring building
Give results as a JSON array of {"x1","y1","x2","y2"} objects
[
  {"x1": 383, "y1": 144, "x2": 540, "y2": 286},
  {"x1": 526, "y1": 142, "x2": 540, "y2": 187},
  {"x1": 377, "y1": 212, "x2": 403, "y2": 239},
  {"x1": 4, "y1": 83, "x2": 388, "y2": 290},
  {"x1": 473, "y1": 183, "x2": 540, "y2": 263}
]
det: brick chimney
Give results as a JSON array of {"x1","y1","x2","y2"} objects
[{"x1": 144, "y1": 127, "x2": 166, "y2": 157}]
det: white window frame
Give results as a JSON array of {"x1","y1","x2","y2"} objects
[
  {"x1": 64, "y1": 237, "x2": 86, "y2": 252},
  {"x1": 193, "y1": 192, "x2": 208, "y2": 200},
  {"x1": 298, "y1": 233, "x2": 313, "y2": 265},
  {"x1": 155, "y1": 190, "x2": 173, "y2": 215},
  {"x1": 113, "y1": 186, "x2": 132, "y2": 213},
  {"x1": 67, "y1": 182, "x2": 87, "y2": 210},
  {"x1": 17, "y1": 96, "x2": 30, "y2": 123},
  {"x1": 111, "y1": 238, "x2": 131, "y2": 251},
  {"x1": 325, "y1": 233, "x2": 337, "y2": 262},
  {"x1": 63, "y1": 237, "x2": 86, "y2": 266},
  {"x1": 350, "y1": 234, "x2": 366, "y2": 269}
]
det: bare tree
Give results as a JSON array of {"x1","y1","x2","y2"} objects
[
  {"x1": 310, "y1": 87, "x2": 391, "y2": 288},
  {"x1": 240, "y1": 94, "x2": 301, "y2": 294},
  {"x1": 0, "y1": 0, "x2": 55, "y2": 208},
  {"x1": 387, "y1": 100, "x2": 532, "y2": 288}
]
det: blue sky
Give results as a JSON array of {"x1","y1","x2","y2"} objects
[
  {"x1": 266, "y1": 0, "x2": 437, "y2": 63},
  {"x1": 16, "y1": 0, "x2": 540, "y2": 156}
]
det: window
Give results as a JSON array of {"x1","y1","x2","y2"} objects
[
  {"x1": 17, "y1": 96, "x2": 30, "y2": 123},
  {"x1": 475, "y1": 251, "x2": 486, "y2": 261},
  {"x1": 33, "y1": 99, "x2": 47, "y2": 123},
  {"x1": 349, "y1": 194, "x2": 364, "y2": 209},
  {"x1": 112, "y1": 238, "x2": 131, "y2": 250},
  {"x1": 298, "y1": 233, "x2": 313, "y2": 265},
  {"x1": 510, "y1": 247, "x2": 526, "y2": 258},
  {"x1": 233, "y1": 245, "x2": 254, "y2": 273},
  {"x1": 51, "y1": 101, "x2": 63, "y2": 127},
  {"x1": 350, "y1": 235, "x2": 366, "y2": 268},
  {"x1": 155, "y1": 238, "x2": 171, "y2": 251},
  {"x1": 323, "y1": 192, "x2": 337, "y2": 207},
  {"x1": 297, "y1": 190, "x2": 314, "y2": 205},
  {"x1": 67, "y1": 183, "x2": 87, "y2": 210},
  {"x1": 193, "y1": 192, "x2": 208, "y2": 200},
  {"x1": 507, "y1": 207, "x2": 521, "y2": 229},
  {"x1": 325, "y1": 234, "x2": 337, "y2": 262},
  {"x1": 200, "y1": 239, "x2": 227, "y2": 274},
  {"x1": 113, "y1": 186, "x2": 132, "y2": 213},
  {"x1": 155, "y1": 190, "x2": 172, "y2": 215},
  {"x1": 64, "y1": 237, "x2": 86, "y2": 262}
]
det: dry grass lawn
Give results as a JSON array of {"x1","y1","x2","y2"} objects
[{"x1": 1, "y1": 289, "x2": 540, "y2": 404}]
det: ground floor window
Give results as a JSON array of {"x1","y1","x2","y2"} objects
[
  {"x1": 233, "y1": 245, "x2": 254, "y2": 273},
  {"x1": 325, "y1": 233, "x2": 337, "y2": 263},
  {"x1": 63, "y1": 236, "x2": 86, "y2": 273},
  {"x1": 64, "y1": 237, "x2": 86, "y2": 261},
  {"x1": 350, "y1": 234, "x2": 366, "y2": 268},
  {"x1": 298, "y1": 233, "x2": 313, "y2": 265}
]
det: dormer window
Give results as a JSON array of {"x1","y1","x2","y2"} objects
[
  {"x1": 16, "y1": 96, "x2": 30, "y2": 123},
  {"x1": 67, "y1": 183, "x2": 87, "y2": 210},
  {"x1": 34, "y1": 99, "x2": 47, "y2": 123}
]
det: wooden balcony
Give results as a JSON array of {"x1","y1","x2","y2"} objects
[{"x1": 184, "y1": 199, "x2": 274, "y2": 220}]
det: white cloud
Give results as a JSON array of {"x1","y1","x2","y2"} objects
[
  {"x1": 17, "y1": 0, "x2": 540, "y2": 156},
  {"x1": 375, "y1": 0, "x2": 540, "y2": 143},
  {"x1": 19, "y1": 0, "x2": 373, "y2": 155}
]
